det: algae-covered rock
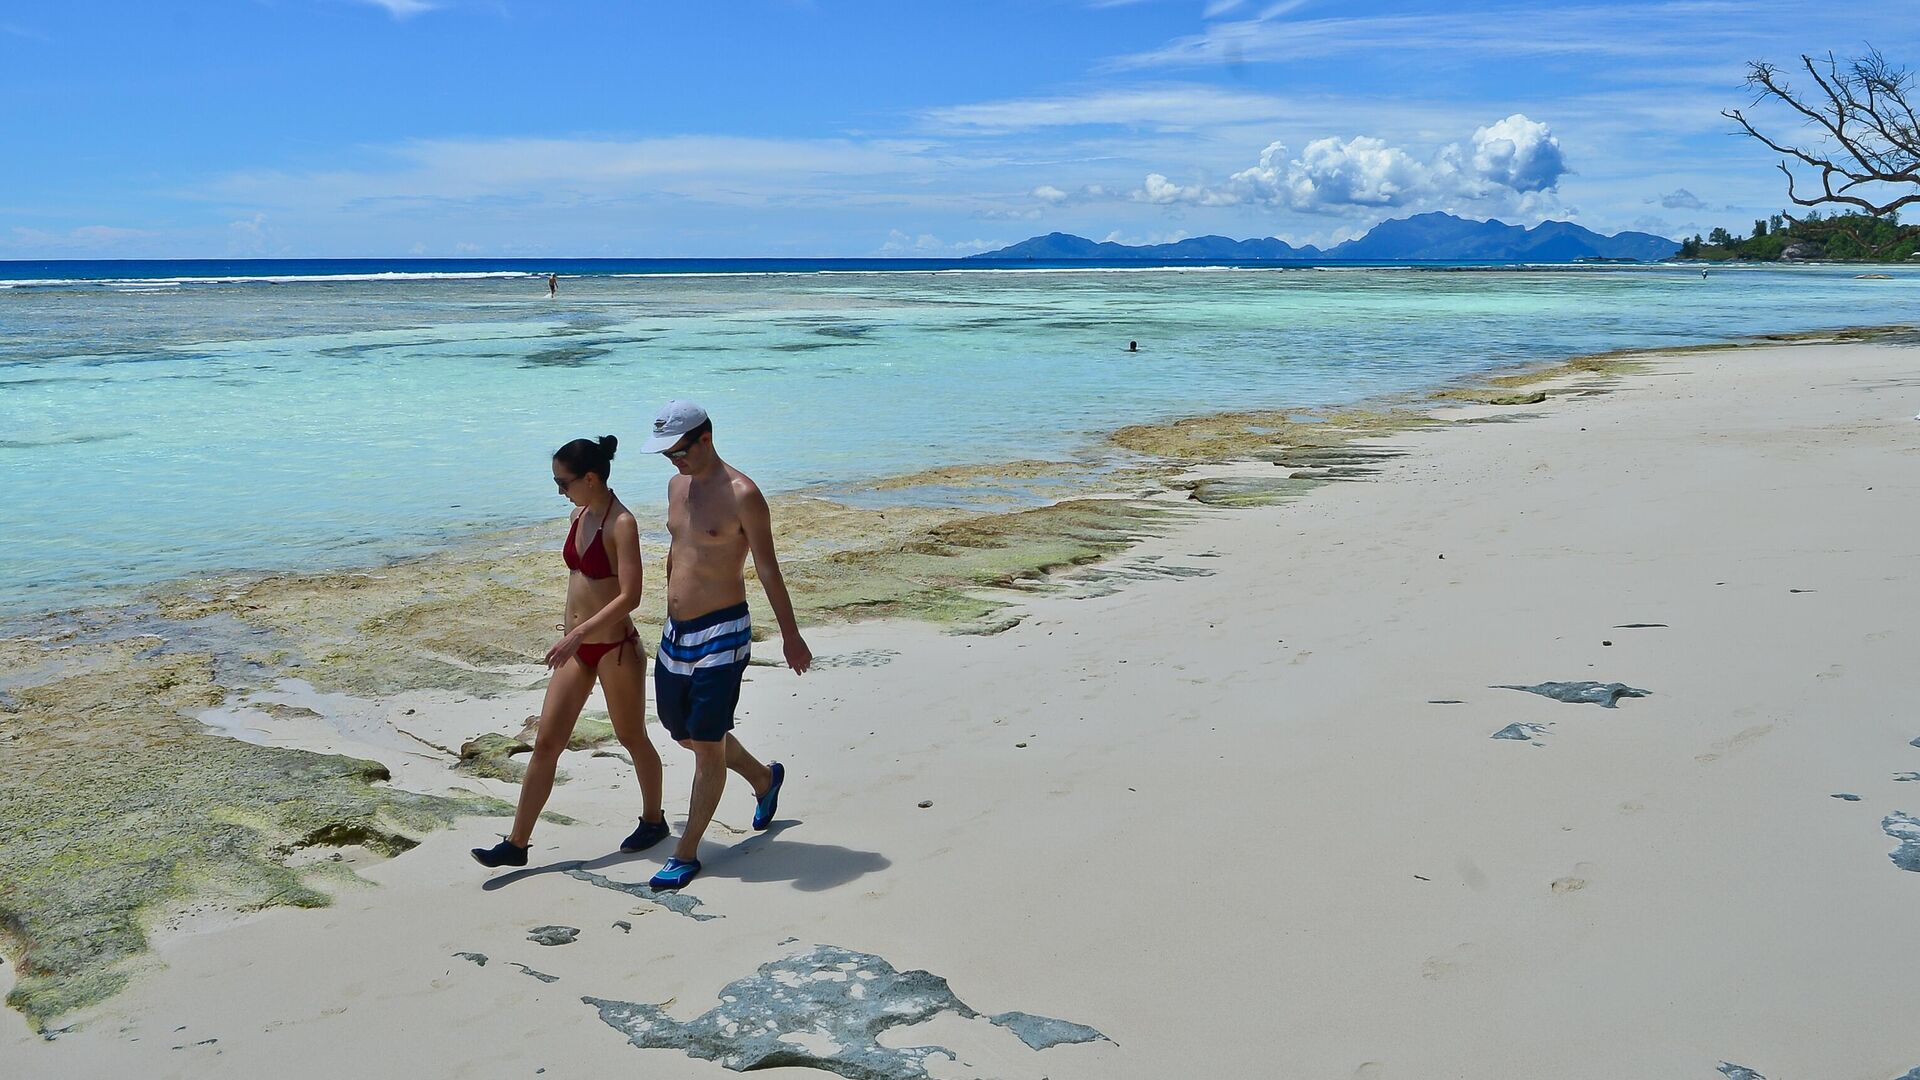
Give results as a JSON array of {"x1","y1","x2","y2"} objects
[
  {"x1": 568, "y1": 716, "x2": 617, "y2": 751},
  {"x1": 783, "y1": 497, "x2": 1172, "y2": 627},
  {"x1": 457, "y1": 718, "x2": 610, "y2": 784},
  {"x1": 1186, "y1": 476, "x2": 1327, "y2": 507},
  {"x1": 0, "y1": 640, "x2": 507, "y2": 1032},
  {"x1": 150, "y1": 527, "x2": 564, "y2": 699},
  {"x1": 458, "y1": 732, "x2": 533, "y2": 782},
  {"x1": 1111, "y1": 405, "x2": 1437, "y2": 463},
  {"x1": 1433, "y1": 388, "x2": 1550, "y2": 406}
]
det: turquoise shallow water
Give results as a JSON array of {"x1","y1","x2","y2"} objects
[{"x1": 2, "y1": 263, "x2": 1915, "y2": 616}]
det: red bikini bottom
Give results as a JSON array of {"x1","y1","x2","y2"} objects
[{"x1": 577, "y1": 631, "x2": 638, "y2": 672}]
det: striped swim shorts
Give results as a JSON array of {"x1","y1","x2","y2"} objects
[{"x1": 654, "y1": 601, "x2": 751, "y2": 742}]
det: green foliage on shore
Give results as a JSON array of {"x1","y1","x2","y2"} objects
[{"x1": 1677, "y1": 210, "x2": 1920, "y2": 262}]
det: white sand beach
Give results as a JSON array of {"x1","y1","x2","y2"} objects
[{"x1": 9, "y1": 339, "x2": 1920, "y2": 1079}]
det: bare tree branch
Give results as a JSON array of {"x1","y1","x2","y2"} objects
[{"x1": 1727, "y1": 48, "x2": 1920, "y2": 217}]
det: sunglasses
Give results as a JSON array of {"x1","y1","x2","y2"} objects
[
  {"x1": 663, "y1": 438, "x2": 696, "y2": 460},
  {"x1": 554, "y1": 474, "x2": 579, "y2": 491}
]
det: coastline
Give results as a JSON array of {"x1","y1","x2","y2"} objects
[{"x1": 5, "y1": 330, "x2": 1920, "y2": 1074}]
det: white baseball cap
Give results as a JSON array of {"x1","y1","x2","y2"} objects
[{"x1": 641, "y1": 399, "x2": 710, "y2": 453}]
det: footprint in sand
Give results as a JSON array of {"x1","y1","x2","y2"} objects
[
  {"x1": 1421, "y1": 942, "x2": 1480, "y2": 981},
  {"x1": 1455, "y1": 858, "x2": 1489, "y2": 891},
  {"x1": 1695, "y1": 724, "x2": 1775, "y2": 764},
  {"x1": 1352, "y1": 1063, "x2": 1387, "y2": 1079},
  {"x1": 1551, "y1": 858, "x2": 1598, "y2": 893}
]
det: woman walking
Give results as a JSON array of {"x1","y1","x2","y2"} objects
[{"x1": 472, "y1": 436, "x2": 670, "y2": 867}]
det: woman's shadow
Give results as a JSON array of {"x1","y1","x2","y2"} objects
[{"x1": 480, "y1": 820, "x2": 887, "y2": 894}]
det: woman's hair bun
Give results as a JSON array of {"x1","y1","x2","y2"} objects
[{"x1": 598, "y1": 435, "x2": 618, "y2": 458}]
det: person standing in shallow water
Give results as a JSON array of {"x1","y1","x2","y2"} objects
[
  {"x1": 548, "y1": 272, "x2": 558, "y2": 296},
  {"x1": 472, "y1": 436, "x2": 670, "y2": 868},
  {"x1": 639, "y1": 400, "x2": 810, "y2": 890}
]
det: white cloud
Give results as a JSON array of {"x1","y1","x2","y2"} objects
[
  {"x1": 352, "y1": 0, "x2": 438, "y2": 18},
  {"x1": 923, "y1": 85, "x2": 1299, "y2": 134},
  {"x1": 5, "y1": 224, "x2": 158, "y2": 254},
  {"x1": 1034, "y1": 182, "x2": 1117, "y2": 206},
  {"x1": 1461, "y1": 114, "x2": 1565, "y2": 194},
  {"x1": 227, "y1": 213, "x2": 281, "y2": 255},
  {"x1": 1101, "y1": 228, "x2": 1192, "y2": 245},
  {"x1": 1138, "y1": 173, "x2": 1196, "y2": 204},
  {"x1": 1108, "y1": 114, "x2": 1569, "y2": 216},
  {"x1": 1105, "y1": 1, "x2": 1813, "y2": 72},
  {"x1": 1656, "y1": 188, "x2": 1707, "y2": 210},
  {"x1": 878, "y1": 230, "x2": 995, "y2": 255},
  {"x1": 209, "y1": 135, "x2": 941, "y2": 209},
  {"x1": 1240, "y1": 136, "x2": 1426, "y2": 209}
]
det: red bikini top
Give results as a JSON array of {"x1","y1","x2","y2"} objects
[{"x1": 564, "y1": 502, "x2": 618, "y2": 580}]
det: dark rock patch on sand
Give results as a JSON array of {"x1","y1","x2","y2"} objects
[
  {"x1": 566, "y1": 866, "x2": 721, "y2": 921},
  {"x1": 584, "y1": 944, "x2": 1107, "y2": 1079},
  {"x1": 1494, "y1": 681, "x2": 1651, "y2": 707},
  {"x1": 1885, "y1": 812, "x2": 1920, "y2": 872},
  {"x1": 987, "y1": 1009, "x2": 1110, "y2": 1050}
]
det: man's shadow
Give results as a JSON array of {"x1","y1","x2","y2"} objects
[{"x1": 480, "y1": 820, "x2": 887, "y2": 894}]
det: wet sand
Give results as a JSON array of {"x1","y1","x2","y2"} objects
[{"x1": 7, "y1": 338, "x2": 1920, "y2": 1077}]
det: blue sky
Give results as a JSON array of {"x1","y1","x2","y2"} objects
[{"x1": 2, "y1": 1, "x2": 1914, "y2": 258}]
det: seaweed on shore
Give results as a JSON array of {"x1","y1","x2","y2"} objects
[
  {"x1": 0, "y1": 637, "x2": 507, "y2": 1031},
  {"x1": 780, "y1": 497, "x2": 1177, "y2": 629}
]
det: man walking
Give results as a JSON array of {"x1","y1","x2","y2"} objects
[{"x1": 640, "y1": 400, "x2": 811, "y2": 890}]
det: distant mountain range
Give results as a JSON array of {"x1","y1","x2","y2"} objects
[{"x1": 969, "y1": 212, "x2": 1679, "y2": 263}]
